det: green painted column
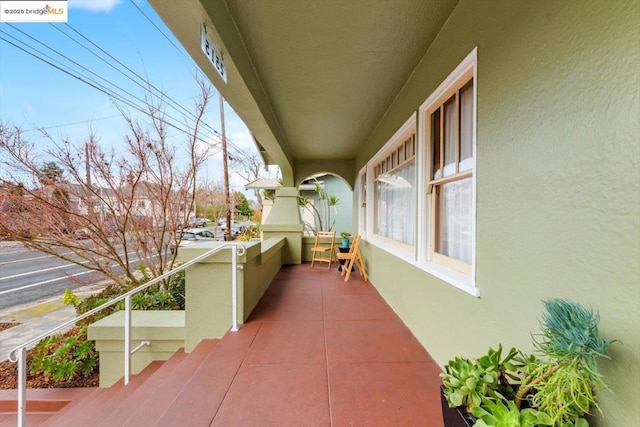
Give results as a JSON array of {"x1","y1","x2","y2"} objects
[{"x1": 261, "y1": 187, "x2": 303, "y2": 264}]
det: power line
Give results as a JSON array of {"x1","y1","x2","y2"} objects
[
  {"x1": 125, "y1": 1, "x2": 260, "y2": 168},
  {"x1": 1, "y1": 8, "x2": 260, "y2": 172},
  {"x1": 54, "y1": 23, "x2": 212, "y2": 130},
  {"x1": 128, "y1": 0, "x2": 196, "y2": 68},
  {"x1": 0, "y1": 27, "x2": 217, "y2": 148}
]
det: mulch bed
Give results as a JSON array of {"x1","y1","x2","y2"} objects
[
  {"x1": 0, "y1": 348, "x2": 99, "y2": 389},
  {"x1": 0, "y1": 326, "x2": 99, "y2": 390},
  {"x1": 0, "y1": 322, "x2": 20, "y2": 332}
]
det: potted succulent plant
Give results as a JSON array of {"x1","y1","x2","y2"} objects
[
  {"x1": 339, "y1": 231, "x2": 352, "y2": 248},
  {"x1": 440, "y1": 299, "x2": 613, "y2": 427},
  {"x1": 336, "y1": 232, "x2": 352, "y2": 272}
]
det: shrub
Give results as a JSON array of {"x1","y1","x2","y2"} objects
[
  {"x1": 237, "y1": 224, "x2": 260, "y2": 241},
  {"x1": 29, "y1": 274, "x2": 185, "y2": 386},
  {"x1": 29, "y1": 325, "x2": 97, "y2": 382},
  {"x1": 169, "y1": 270, "x2": 186, "y2": 310}
]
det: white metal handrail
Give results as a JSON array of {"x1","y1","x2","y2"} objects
[{"x1": 8, "y1": 243, "x2": 245, "y2": 427}]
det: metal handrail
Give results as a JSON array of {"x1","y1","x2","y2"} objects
[{"x1": 8, "y1": 242, "x2": 246, "y2": 427}]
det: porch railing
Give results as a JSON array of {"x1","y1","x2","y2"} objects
[{"x1": 7, "y1": 243, "x2": 246, "y2": 427}]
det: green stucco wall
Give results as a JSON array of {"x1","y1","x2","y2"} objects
[
  {"x1": 356, "y1": 2, "x2": 639, "y2": 426},
  {"x1": 301, "y1": 175, "x2": 354, "y2": 236},
  {"x1": 324, "y1": 175, "x2": 354, "y2": 236}
]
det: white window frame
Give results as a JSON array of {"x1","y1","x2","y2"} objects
[
  {"x1": 366, "y1": 114, "x2": 417, "y2": 257},
  {"x1": 358, "y1": 166, "x2": 367, "y2": 237},
  {"x1": 361, "y1": 49, "x2": 478, "y2": 297},
  {"x1": 418, "y1": 47, "x2": 478, "y2": 296}
]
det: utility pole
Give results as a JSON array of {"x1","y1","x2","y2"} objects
[{"x1": 220, "y1": 94, "x2": 231, "y2": 241}]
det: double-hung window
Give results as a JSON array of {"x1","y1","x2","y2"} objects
[
  {"x1": 373, "y1": 124, "x2": 416, "y2": 248},
  {"x1": 358, "y1": 168, "x2": 367, "y2": 236},
  {"x1": 423, "y1": 62, "x2": 475, "y2": 275},
  {"x1": 363, "y1": 48, "x2": 476, "y2": 294}
]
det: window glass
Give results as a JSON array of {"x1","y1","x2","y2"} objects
[
  {"x1": 443, "y1": 96, "x2": 457, "y2": 177},
  {"x1": 435, "y1": 177, "x2": 473, "y2": 263},
  {"x1": 375, "y1": 160, "x2": 415, "y2": 245},
  {"x1": 431, "y1": 110, "x2": 441, "y2": 180},
  {"x1": 426, "y1": 77, "x2": 474, "y2": 271},
  {"x1": 373, "y1": 132, "x2": 416, "y2": 246},
  {"x1": 459, "y1": 83, "x2": 474, "y2": 171}
]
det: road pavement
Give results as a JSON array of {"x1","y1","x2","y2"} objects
[
  {"x1": 0, "y1": 241, "x2": 110, "y2": 362},
  {"x1": 0, "y1": 241, "x2": 109, "y2": 311}
]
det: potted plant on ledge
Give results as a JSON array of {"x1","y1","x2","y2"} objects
[
  {"x1": 440, "y1": 299, "x2": 613, "y2": 427},
  {"x1": 337, "y1": 232, "x2": 352, "y2": 272},
  {"x1": 339, "y1": 231, "x2": 352, "y2": 248}
]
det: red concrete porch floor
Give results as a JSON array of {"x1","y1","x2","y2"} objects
[
  {"x1": 1, "y1": 263, "x2": 445, "y2": 426},
  {"x1": 210, "y1": 263, "x2": 445, "y2": 426}
]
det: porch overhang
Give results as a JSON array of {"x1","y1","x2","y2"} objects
[{"x1": 147, "y1": 0, "x2": 459, "y2": 185}]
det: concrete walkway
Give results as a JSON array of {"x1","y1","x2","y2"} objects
[{"x1": 0, "y1": 283, "x2": 108, "y2": 363}]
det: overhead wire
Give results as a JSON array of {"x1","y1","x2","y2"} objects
[
  {"x1": 2, "y1": 4, "x2": 259, "y2": 170},
  {"x1": 0, "y1": 26, "x2": 219, "y2": 150},
  {"x1": 54, "y1": 23, "x2": 212, "y2": 131},
  {"x1": 125, "y1": 0, "x2": 260, "y2": 169}
]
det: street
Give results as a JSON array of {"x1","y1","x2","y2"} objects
[{"x1": 0, "y1": 242, "x2": 110, "y2": 312}]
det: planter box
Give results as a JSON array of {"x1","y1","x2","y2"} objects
[
  {"x1": 440, "y1": 386, "x2": 475, "y2": 427},
  {"x1": 440, "y1": 385, "x2": 533, "y2": 427}
]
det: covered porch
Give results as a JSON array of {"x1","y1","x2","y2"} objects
[
  {"x1": 171, "y1": 263, "x2": 442, "y2": 425},
  {"x1": 1, "y1": 262, "x2": 444, "y2": 426}
]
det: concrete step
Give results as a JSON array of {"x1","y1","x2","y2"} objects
[
  {"x1": 154, "y1": 325, "x2": 259, "y2": 426},
  {"x1": 43, "y1": 361, "x2": 164, "y2": 427},
  {"x1": 107, "y1": 339, "x2": 219, "y2": 427},
  {"x1": 0, "y1": 388, "x2": 88, "y2": 427},
  {"x1": 37, "y1": 340, "x2": 219, "y2": 426}
]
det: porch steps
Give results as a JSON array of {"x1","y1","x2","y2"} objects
[
  {"x1": 0, "y1": 388, "x2": 86, "y2": 427},
  {"x1": 0, "y1": 361, "x2": 163, "y2": 427},
  {"x1": 40, "y1": 339, "x2": 219, "y2": 426},
  {"x1": 44, "y1": 352, "x2": 176, "y2": 426},
  {"x1": 95, "y1": 339, "x2": 218, "y2": 427},
  {"x1": 149, "y1": 326, "x2": 256, "y2": 426}
]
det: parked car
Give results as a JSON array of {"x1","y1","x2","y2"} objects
[
  {"x1": 219, "y1": 224, "x2": 243, "y2": 238},
  {"x1": 73, "y1": 228, "x2": 92, "y2": 240},
  {"x1": 184, "y1": 228, "x2": 216, "y2": 239},
  {"x1": 187, "y1": 218, "x2": 210, "y2": 228},
  {"x1": 169, "y1": 228, "x2": 215, "y2": 253}
]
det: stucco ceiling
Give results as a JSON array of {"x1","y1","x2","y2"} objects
[{"x1": 148, "y1": 0, "x2": 459, "y2": 182}]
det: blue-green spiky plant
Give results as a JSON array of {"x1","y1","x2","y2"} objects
[
  {"x1": 516, "y1": 299, "x2": 613, "y2": 425},
  {"x1": 536, "y1": 299, "x2": 610, "y2": 371}
]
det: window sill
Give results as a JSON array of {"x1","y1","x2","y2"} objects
[
  {"x1": 417, "y1": 261, "x2": 479, "y2": 297},
  {"x1": 366, "y1": 237, "x2": 479, "y2": 298}
]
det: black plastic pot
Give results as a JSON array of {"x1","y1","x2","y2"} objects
[
  {"x1": 440, "y1": 386, "x2": 475, "y2": 427},
  {"x1": 337, "y1": 247, "x2": 354, "y2": 272},
  {"x1": 440, "y1": 385, "x2": 532, "y2": 427}
]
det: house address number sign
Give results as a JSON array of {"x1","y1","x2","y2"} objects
[{"x1": 201, "y1": 24, "x2": 227, "y2": 83}]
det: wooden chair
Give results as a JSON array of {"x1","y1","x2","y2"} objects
[
  {"x1": 311, "y1": 231, "x2": 336, "y2": 268},
  {"x1": 336, "y1": 234, "x2": 368, "y2": 282}
]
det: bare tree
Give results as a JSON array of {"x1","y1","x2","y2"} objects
[
  {"x1": 230, "y1": 153, "x2": 267, "y2": 206},
  {"x1": 0, "y1": 80, "x2": 214, "y2": 286}
]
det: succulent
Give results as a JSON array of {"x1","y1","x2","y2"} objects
[
  {"x1": 471, "y1": 399, "x2": 553, "y2": 427},
  {"x1": 441, "y1": 356, "x2": 497, "y2": 412},
  {"x1": 441, "y1": 344, "x2": 520, "y2": 413},
  {"x1": 441, "y1": 299, "x2": 613, "y2": 427},
  {"x1": 516, "y1": 299, "x2": 613, "y2": 425}
]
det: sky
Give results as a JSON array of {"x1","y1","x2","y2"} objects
[{"x1": 0, "y1": 0, "x2": 273, "y2": 198}]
